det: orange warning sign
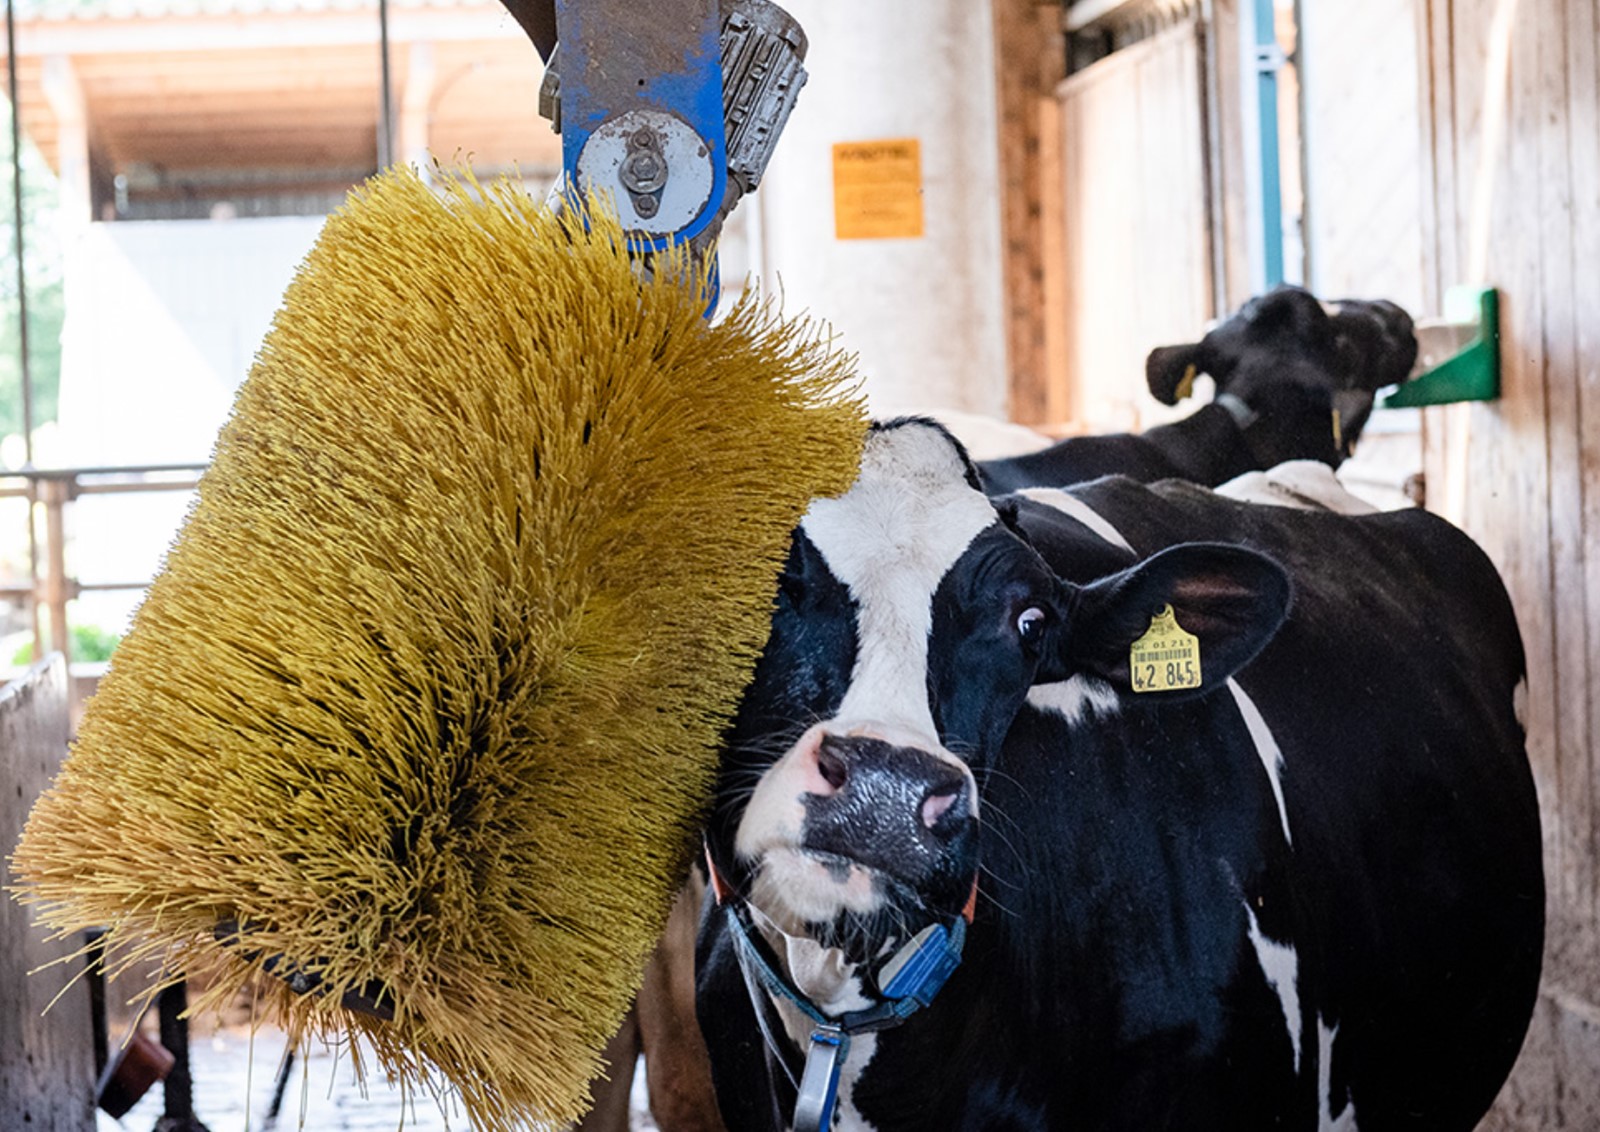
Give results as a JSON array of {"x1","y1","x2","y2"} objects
[{"x1": 832, "y1": 138, "x2": 925, "y2": 240}]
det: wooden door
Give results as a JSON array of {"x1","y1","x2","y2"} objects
[{"x1": 1050, "y1": 19, "x2": 1214, "y2": 433}]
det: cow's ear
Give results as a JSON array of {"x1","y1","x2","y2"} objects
[
  {"x1": 1063, "y1": 543, "x2": 1291, "y2": 695},
  {"x1": 1146, "y1": 343, "x2": 1203, "y2": 405}
]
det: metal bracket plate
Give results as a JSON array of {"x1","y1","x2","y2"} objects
[{"x1": 554, "y1": 0, "x2": 728, "y2": 247}]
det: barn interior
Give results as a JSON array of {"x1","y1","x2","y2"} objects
[{"x1": 1, "y1": 0, "x2": 1596, "y2": 1128}]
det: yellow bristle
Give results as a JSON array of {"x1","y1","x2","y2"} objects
[{"x1": 11, "y1": 167, "x2": 865, "y2": 1128}]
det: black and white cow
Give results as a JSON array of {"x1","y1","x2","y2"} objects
[
  {"x1": 979, "y1": 287, "x2": 1418, "y2": 494},
  {"x1": 697, "y1": 418, "x2": 1543, "y2": 1131}
]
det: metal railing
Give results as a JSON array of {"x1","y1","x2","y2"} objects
[{"x1": 0, "y1": 463, "x2": 206, "y2": 672}]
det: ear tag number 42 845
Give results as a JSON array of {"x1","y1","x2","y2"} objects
[{"x1": 1129, "y1": 604, "x2": 1201, "y2": 693}]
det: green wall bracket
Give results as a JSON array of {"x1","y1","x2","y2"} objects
[{"x1": 1381, "y1": 286, "x2": 1500, "y2": 408}]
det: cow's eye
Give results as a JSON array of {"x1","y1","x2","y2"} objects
[{"x1": 1016, "y1": 607, "x2": 1047, "y2": 640}]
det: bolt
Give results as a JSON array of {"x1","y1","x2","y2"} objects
[
  {"x1": 619, "y1": 149, "x2": 668, "y2": 194},
  {"x1": 632, "y1": 193, "x2": 660, "y2": 219},
  {"x1": 630, "y1": 153, "x2": 662, "y2": 182}
]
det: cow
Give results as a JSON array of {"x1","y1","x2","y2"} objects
[
  {"x1": 978, "y1": 286, "x2": 1418, "y2": 495},
  {"x1": 696, "y1": 417, "x2": 1543, "y2": 1132}
]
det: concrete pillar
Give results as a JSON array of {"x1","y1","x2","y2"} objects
[
  {"x1": 750, "y1": 0, "x2": 1010, "y2": 419},
  {"x1": 400, "y1": 41, "x2": 437, "y2": 179},
  {"x1": 40, "y1": 55, "x2": 89, "y2": 230}
]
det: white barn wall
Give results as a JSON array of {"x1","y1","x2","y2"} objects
[
  {"x1": 750, "y1": 0, "x2": 1010, "y2": 420},
  {"x1": 54, "y1": 215, "x2": 324, "y2": 636}
]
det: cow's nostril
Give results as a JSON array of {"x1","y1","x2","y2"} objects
[
  {"x1": 921, "y1": 785, "x2": 963, "y2": 831},
  {"x1": 815, "y1": 738, "x2": 849, "y2": 792}
]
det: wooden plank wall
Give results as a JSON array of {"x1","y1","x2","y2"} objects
[
  {"x1": 1206, "y1": 0, "x2": 1255, "y2": 314},
  {"x1": 1296, "y1": 0, "x2": 1428, "y2": 510},
  {"x1": 0, "y1": 656, "x2": 97, "y2": 1131},
  {"x1": 1299, "y1": 0, "x2": 1427, "y2": 311},
  {"x1": 1051, "y1": 20, "x2": 1214, "y2": 433},
  {"x1": 992, "y1": 0, "x2": 1070, "y2": 426},
  {"x1": 1418, "y1": 0, "x2": 1600, "y2": 1125}
]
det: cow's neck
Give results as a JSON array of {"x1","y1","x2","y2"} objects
[
  {"x1": 1142, "y1": 401, "x2": 1259, "y2": 485},
  {"x1": 754, "y1": 920, "x2": 883, "y2": 1132},
  {"x1": 755, "y1": 919, "x2": 873, "y2": 1037}
]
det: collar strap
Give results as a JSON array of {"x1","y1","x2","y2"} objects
[
  {"x1": 707, "y1": 849, "x2": 975, "y2": 1132},
  {"x1": 1215, "y1": 391, "x2": 1260, "y2": 431}
]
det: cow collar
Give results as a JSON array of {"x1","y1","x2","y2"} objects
[
  {"x1": 1214, "y1": 391, "x2": 1261, "y2": 432},
  {"x1": 707, "y1": 849, "x2": 978, "y2": 1132}
]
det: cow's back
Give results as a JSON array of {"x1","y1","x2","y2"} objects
[{"x1": 1060, "y1": 477, "x2": 1543, "y2": 1129}]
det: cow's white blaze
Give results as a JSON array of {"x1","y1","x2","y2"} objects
[
  {"x1": 1027, "y1": 673, "x2": 1120, "y2": 727},
  {"x1": 1017, "y1": 486, "x2": 1137, "y2": 553},
  {"x1": 803, "y1": 425, "x2": 999, "y2": 741},
  {"x1": 737, "y1": 424, "x2": 986, "y2": 929},
  {"x1": 1245, "y1": 902, "x2": 1302, "y2": 1074},
  {"x1": 1227, "y1": 680, "x2": 1292, "y2": 846}
]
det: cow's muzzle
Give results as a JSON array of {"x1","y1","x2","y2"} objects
[{"x1": 801, "y1": 734, "x2": 974, "y2": 882}]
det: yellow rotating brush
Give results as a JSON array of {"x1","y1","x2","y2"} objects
[{"x1": 11, "y1": 168, "x2": 864, "y2": 1127}]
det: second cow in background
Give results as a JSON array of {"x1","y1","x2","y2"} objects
[{"x1": 979, "y1": 286, "x2": 1418, "y2": 494}]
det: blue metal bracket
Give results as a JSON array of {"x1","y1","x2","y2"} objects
[
  {"x1": 553, "y1": 0, "x2": 729, "y2": 251},
  {"x1": 1381, "y1": 286, "x2": 1500, "y2": 408}
]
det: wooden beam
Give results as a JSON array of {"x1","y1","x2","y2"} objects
[
  {"x1": 992, "y1": 0, "x2": 1067, "y2": 426},
  {"x1": 5, "y1": 8, "x2": 526, "y2": 57}
]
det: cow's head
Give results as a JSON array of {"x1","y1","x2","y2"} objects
[
  {"x1": 1146, "y1": 285, "x2": 1417, "y2": 467},
  {"x1": 708, "y1": 419, "x2": 1291, "y2": 978}
]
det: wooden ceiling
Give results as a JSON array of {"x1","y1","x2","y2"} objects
[{"x1": 4, "y1": 3, "x2": 562, "y2": 195}]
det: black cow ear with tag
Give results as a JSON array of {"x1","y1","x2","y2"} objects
[
  {"x1": 1063, "y1": 543, "x2": 1291, "y2": 695},
  {"x1": 1146, "y1": 343, "x2": 1204, "y2": 405}
]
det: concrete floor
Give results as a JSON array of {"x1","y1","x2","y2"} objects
[{"x1": 96, "y1": 1026, "x2": 660, "y2": 1132}]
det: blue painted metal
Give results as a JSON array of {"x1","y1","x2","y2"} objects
[
  {"x1": 1253, "y1": 0, "x2": 1284, "y2": 288},
  {"x1": 553, "y1": 0, "x2": 729, "y2": 250}
]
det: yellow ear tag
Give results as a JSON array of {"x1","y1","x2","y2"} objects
[
  {"x1": 1129, "y1": 604, "x2": 1202, "y2": 693},
  {"x1": 1332, "y1": 407, "x2": 1344, "y2": 450},
  {"x1": 1174, "y1": 363, "x2": 1197, "y2": 402}
]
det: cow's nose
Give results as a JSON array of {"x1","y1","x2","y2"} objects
[
  {"x1": 804, "y1": 733, "x2": 973, "y2": 850},
  {"x1": 921, "y1": 780, "x2": 969, "y2": 841}
]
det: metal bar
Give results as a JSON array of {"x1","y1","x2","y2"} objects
[
  {"x1": 13, "y1": 462, "x2": 209, "y2": 478},
  {"x1": 0, "y1": 461, "x2": 207, "y2": 480},
  {"x1": 0, "y1": 479, "x2": 202, "y2": 500},
  {"x1": 6, "y1": 0, "x2": 42, "y2": 661},
  {"x1": 377, "y1": 0, "x2": 395, "y2": 168},
  {"x1": 87, "y1": 929, "x2": 109, "y2": 1079},
  {"x1": 1252, "y1": 0, "x2": 1284, "y2": 287},
  {"x1": 49, "y1": 478, "x2": 201, "y2": 496},
  {"x1": 156, "y1": 982, "x2": 198, "y2": 1123},
  {"x1": 1198, "y1": 0, "x2": 1226, "y2": 319},
  {"x1": 5, "y1": 0, "x2": 33, "y2": 464}
]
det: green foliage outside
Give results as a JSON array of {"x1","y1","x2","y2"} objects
[
  {"x1": 0, "y1": 99, "x2": 65, "y2": 440},
  {"x1": 12, "y1": 623, "x2": 121, "y2": 664}
]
